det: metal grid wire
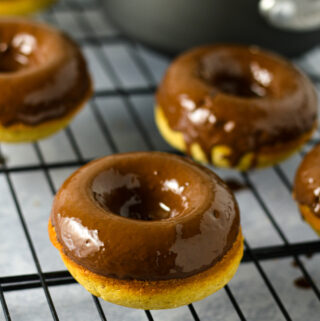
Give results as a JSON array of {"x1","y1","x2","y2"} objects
[{"x1": 0, "y1": 0, "x2": 320, "y2": 320}]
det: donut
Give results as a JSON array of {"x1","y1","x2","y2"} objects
[
  {"x1": 49, "y1": 152, "x2": 243, "y2": 309},
  {"x1": 156, "y1": 45, "x2": 318, "y2": 170},
  {"x1": 0, "y1": 18, "x2": 92, "y2": 142},
  {"x1": 0, "y1": 0, "x2": 56, "y2": 15},
  {"x1": 294, "y1": 144, "x2": 320, "y2": 235}
]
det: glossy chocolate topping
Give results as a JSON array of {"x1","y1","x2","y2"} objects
[
  {"x1": 157, "y1": 45, "x2": 318, "y2": 166},
  {"x1": 0, "y1": 18, "x2": 91, "y2": 126},
  {"x1": 294, "y1": 144, "x2": 320, "y2": 217},
  {"x1": 51, "y1": 152, "x2": 240, "y2": 281}
]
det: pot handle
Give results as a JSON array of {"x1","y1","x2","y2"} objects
[{"x1": 259, "y1": 0, "x2": 320, "y2": 31}]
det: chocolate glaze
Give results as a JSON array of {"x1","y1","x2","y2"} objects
[
  {"x1": 0, "y1": 18, "x2": 91, "y2": 126},
  {"x1": 156, "y1": 45, "x2": 318, "y2": 166},
  {"x1": 294, "y1": 144, "x2": 320, "y2": 217},
  {"x1": 51, "y1": 152, "x2": 240, "y2": 281}
]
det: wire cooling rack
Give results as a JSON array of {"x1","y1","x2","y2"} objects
[{"x1": 0, "y1": 0, "x2": 320, "y2": 320}]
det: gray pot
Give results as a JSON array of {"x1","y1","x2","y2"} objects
[{"x1": 104, "y1": 0, "x2": 320, "y2": 56}]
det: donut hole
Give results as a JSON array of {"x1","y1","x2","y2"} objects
[
  {"x1": 0, "y1": 33, "x2": 39, "y2": 72},
  {"x1": 91, "y1": 156, "x2": 208, "y2": 221},
  {"x1": 198, "y1": 49, "x2": 287, "y2": 98},
  {"x1": 0, "y1": 22, "x2": 60, "y2": 73},
  {"x1": 211, "y1": 73, "x2": 266, "y2": 98}
]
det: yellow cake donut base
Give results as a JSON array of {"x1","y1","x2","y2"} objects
[
  {"x1": 298, "y1": 204, "x2": 320, "y2": 236},
  {"x1": 0, "y1": 0, "x2": 56, "y2": 15},
  {"x1": 48, "y1": 220, "x2": 243, "y2": 310},
  {"x1": 0, "y1": 113, "x2": 75, "y2": 143},
  {"x1": 155, "y1": 106, "x2": 316, "y2": 170},
  {"x1": 0, "y1": 85, "x2": 92, "y2": 143}
]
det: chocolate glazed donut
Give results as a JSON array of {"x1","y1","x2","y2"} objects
[
  {"x1": 49, "y1": 152, "x2": 243, "y2": 309},
  {"x1": 294, "y1": 144, "x2": 320, "y2": 235},
  {"x1": 0, "y1": 18, "x2": 91, "y2": 142},
  {"x1": 156, "y1": 45, "x2": 318, "y2": 170}
]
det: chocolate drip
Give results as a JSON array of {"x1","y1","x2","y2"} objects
[
  {"x1": 294, "y1": 276, "x2": 311, "y2": 289},
  {"x1": 157, "y1": 45, "x2": 318, "y2": 166},
  {"x1": 225, "y1": 178, "x2": 248, "y2": 192},
  {"x1": 291, "y1": 253, "x2": 313, "y2": 268},
  {"x1": 0, "y1": 153, "x2": 6, "y2": 165},
  {"x1": 51, "y1": 152, "x2": 240, "y2": 281}
]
